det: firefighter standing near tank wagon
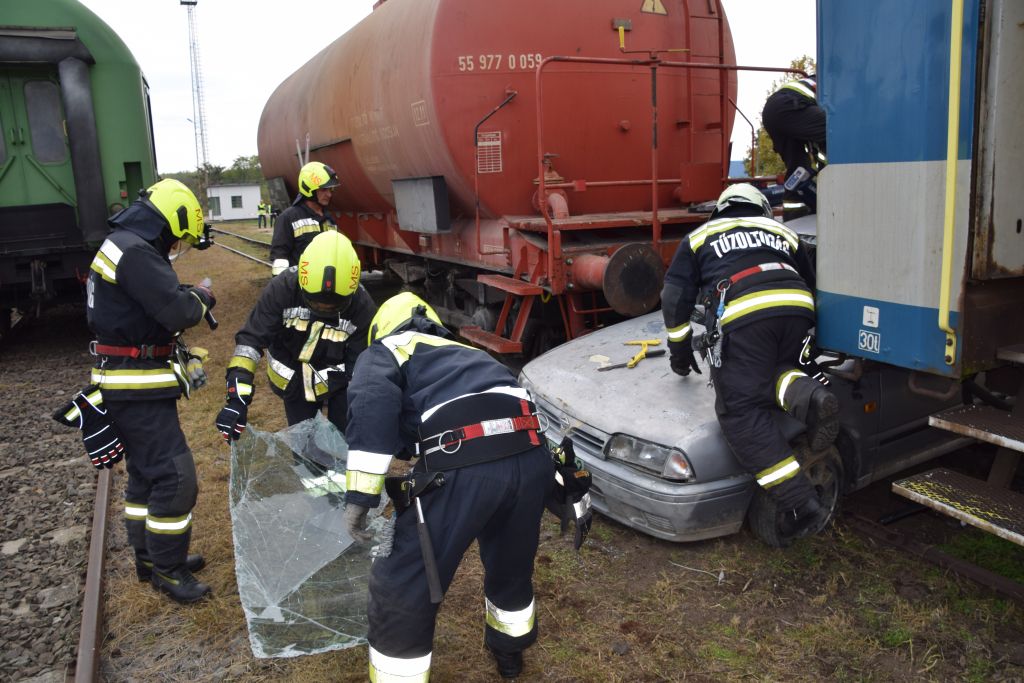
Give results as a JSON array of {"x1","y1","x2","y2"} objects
[
  {"x1": 215, "y1": 231, "x2": 376, "y2": 442},
  {"x1": 54, "y1": 179, "x2": 216, "y2": 604},
  {"x1": 762, "y1": 75, "x2": 826, "y2": 215},
  {"x1": 343, "y1": 292, "x2": 567, "y2": 681},
  {"x1": 270, "y1": 161, "x2": 340, "y2": 276},
  {"x1": 661, "y1": 183, "x2": 838, "y2": 542}
]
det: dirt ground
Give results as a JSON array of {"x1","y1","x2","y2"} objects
[{"x1": 97, "y1": 226, "x2": 1024, "y2": 683}]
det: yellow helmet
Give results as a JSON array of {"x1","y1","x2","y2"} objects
[
  {"x1": 297, "y1": 161, "x2": 340, "y2": 198},
  {"x1": 144, "y1": 179, "x2": 209, "y2": 247},
  {"x1": 368, "y1": 292, "x2": 443, "y2": 344},
  {"x1": 298, "y1": 231, "x2": 360, "y2": 315}
]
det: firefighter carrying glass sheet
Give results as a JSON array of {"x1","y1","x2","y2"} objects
[
  {"x1": 343, "y1": 292, "x2": 554, "y2": 681},
  {"x1": 59, "y1": 179, "x2": 216, "y2": 604},
  {"x1": 661, "y1": 183, "x2": 838, "y2": 542},
  {"x1": 216, "y1": 231, "x2": 376, "y2": 442}
]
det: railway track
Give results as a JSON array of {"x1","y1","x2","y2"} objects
[{"x1": 209, "y1": 227, "x2": 272, "y2": 268}]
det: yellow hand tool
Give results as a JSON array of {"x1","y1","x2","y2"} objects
[{"x1": 625, "y1": 339, "x2": 661, "y2": 368}]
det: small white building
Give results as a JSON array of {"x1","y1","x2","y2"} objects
[{"x1": 207, "y1": 183, "x2": 261, "y2": 221}]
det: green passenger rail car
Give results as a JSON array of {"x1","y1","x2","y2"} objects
[{"x1": 0, "y1": 0, "x2": 157, "y2": 321}]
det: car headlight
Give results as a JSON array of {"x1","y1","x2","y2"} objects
[{"x1": 604, "y1": 434, "x2": 695, "y2": 482}]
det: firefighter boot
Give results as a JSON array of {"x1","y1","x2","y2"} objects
[
  {"x1": 489, "y1": 647, "x2": 524, "y2": 679},
  {"x1": 779, "y1": 372, "x2": 839, "y2": 451},
  {"x1": 136, "y1": 553, "x2": 206, "y2": 582},
  {"x1": 779, "y1": 496, "x2": 830, "y2": 540},
  {"x1": 150, "y1": 566, "x2": 212, "y2": 604}
]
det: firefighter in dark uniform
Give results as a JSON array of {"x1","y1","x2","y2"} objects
[
  {"x1": 661, "y1": 183, "x2": 838, "y2": 541},
  {"x1": 270, "y1": 161, "x2": 340, "y2": 276},
  {"x1": 343, "y1": 293, "x2": 554, "y2": 681},
  {"x1": 762, "y1": 75, "x2": 826, "y2": 213},
  {"x1": 83, "y1": 179, "x2": 215, "y2": 603},
  {"x1": 215, "y1": 231, "x2": 376, "y2": 441}
]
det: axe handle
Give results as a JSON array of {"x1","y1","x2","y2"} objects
[{"x1": 415, "y1": 498, "x2": 444, "y2": 604}]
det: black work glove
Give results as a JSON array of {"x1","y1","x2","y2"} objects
[
  {"x1": 215, "y1": 369, "x2": 253, "y2": 443},
  {"x1": 189, "y1": 284, "x2": 216, "y2": 311},
  {"x1": 668, "y1": 340, "x2": 702, "y2": 376},
  {"x1": 53, "y1": 385, "x2": 126, "y2": 470},
  {"x1": 343, "y1": 503, "x2": 372, "y2": 543},
  {"x1": 546, "y1": 437, "x2": 593, "y2": 551}
]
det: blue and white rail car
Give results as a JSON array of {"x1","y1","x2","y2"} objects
[{"x1": 815, "y1": 0, "x2": 1024, "y2": 377}]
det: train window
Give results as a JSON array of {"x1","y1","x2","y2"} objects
[
  {"x1": 24, "y1": 81, "x2": 67, "y2": 164},
  {"x1": 231, "y1": 195, "x2": 243, "y2": 209}
]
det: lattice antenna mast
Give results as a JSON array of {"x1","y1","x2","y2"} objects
[{"x1": 181, "y1": 0, "x2": 209, "y2": 168}]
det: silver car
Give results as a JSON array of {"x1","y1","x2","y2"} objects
[{"x1": 519, "y1": 312, "x2": 969, "y2": 546}]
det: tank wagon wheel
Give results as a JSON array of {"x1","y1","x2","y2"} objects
[{"x1": 746, "y1": 442, "x2": 844, "y2": 548}]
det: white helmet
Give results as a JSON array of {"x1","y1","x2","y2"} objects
[{"x1": 711, "y1": 183, "x2": 773, "y2": 219}]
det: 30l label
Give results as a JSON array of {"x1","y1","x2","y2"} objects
[{"x1": 858, "y1": 329, "x2": 881, "y2": 354}]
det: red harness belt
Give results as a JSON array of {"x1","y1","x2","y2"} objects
[{"x1": 91, "y1": 342, "x2": 175, "y2": 359}]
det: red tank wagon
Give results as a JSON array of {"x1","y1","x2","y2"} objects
[{"x1": 258, "y1": 0, "x2": 743, "y2": 355}]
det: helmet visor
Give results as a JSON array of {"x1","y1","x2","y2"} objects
[{"x1": 303, "y1": 291, "x2": 352, "y2": 317}]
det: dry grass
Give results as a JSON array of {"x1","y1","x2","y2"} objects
[{"x1": 99, "y1": 225, "x2": 1024, "y2": 682}]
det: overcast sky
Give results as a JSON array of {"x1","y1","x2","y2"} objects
[{"x1": 78, "y1": 0, "x2": 815, "y2": 173}]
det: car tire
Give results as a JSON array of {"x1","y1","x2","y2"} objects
[{"x1": 747, "y1": 442, "x2": 843, "y2": 548}]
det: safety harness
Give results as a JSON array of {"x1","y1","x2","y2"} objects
[
  {"x1": 414, "y1": 392, "x2": 542, "y2": 471},
  {"x1": 694, "y1": 261, "x2": 798, "y2": 369},
  {"x1": 90, "y1": 341, "x2": 175, "y2": 359}
]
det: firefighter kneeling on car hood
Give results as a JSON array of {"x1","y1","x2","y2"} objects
[
  {"x1": 661, "y1": 183, "x2": 839, "y2": 543},
  {"x1": 343, "y1": 293, "x2": 588, "y2": 681}
]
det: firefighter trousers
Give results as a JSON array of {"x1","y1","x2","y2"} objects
[
  {"x1": 283, "y1": 390, "x2": 348, "y2": 430},
  {"x1": 711, "y1": 316, "x2": 819, "y2": 510},
  {"x1": 762, "y1": 94, "x2": 826, "y2": 187},
  {"x1": 106, "y1": 399, "x2": 198, "y2": 572},
  {"x1": 367, "y1": 445, "x2": 553, "y2": 674}
]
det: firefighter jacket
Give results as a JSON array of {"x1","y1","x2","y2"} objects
[
  {"x1": 771, "y1": 76, "x2": 817, "y2": 107},
  {"x1": 269, "y1": 201, "x2": 336, "y2": 267},
  {"x1": 661, "y1": 212, "x2": 817, "y2": 347},
  {"x1": 86, "y1": 226, "x2": 207, "y2": 401},
  {"x1": 344, "y1": 316, "x2": 535, "y2": 509},
  {"x1": 227, "y1": 271, "x2": 376, "y2": 403}
]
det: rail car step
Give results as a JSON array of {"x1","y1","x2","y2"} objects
[
  {"x1": 929, "y1": 405, "x2": 1024, "y2": 453},
  {"x1": 996, "y1": 343, "x2": 1024, "y2": 364},
  {"x1": 459, "y1": 326, "x2": 523, "y2": 355},
  {"x1": 892, "y1": 468, "x2": 1024, "y2": 547},
  {"x1": 477, "y1": 274, "x2": 543, "y2": 296}
]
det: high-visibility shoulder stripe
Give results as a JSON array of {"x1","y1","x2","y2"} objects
[
  {"x1": 780, "y1": 79, "x2": 816, "y2": 100},
  {"x1": 720, "y1": 289, "x2": 814, "y2": 325},
  {"x1": 368, "y1": 646, "x2": 431, "y2": 682},
  {"x1": 381, "y1": 330, "x2": 478, "y2": 367},
  {"x1": 90, "y1": 252, "x2": 118, "y2": 284},
  {"x1": 689, "y1": 216, "x2": 800, "y2": 252},
  {"x1": 421, "y1": 386, "x2": 531, "y2": 422}
]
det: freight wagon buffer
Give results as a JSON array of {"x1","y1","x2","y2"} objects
[{"x1": 258, "y1": 0, "x2": 747, "y2": 354}]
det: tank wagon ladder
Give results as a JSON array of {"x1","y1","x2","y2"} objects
[{"x1": 893, "y1": 344, "x2": 1024, "y2": 547}]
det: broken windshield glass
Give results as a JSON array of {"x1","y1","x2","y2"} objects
[{"x1": 229, "y1": 413, "x2": 387, "y2": 658}]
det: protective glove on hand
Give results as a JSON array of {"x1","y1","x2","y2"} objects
[
  {"x1": 189, "y1": 285, "x2": 216, "y2": 311},
  {"x1": 215, "y1": 369, "x2": 253, "y2": 443},
  {"x1": 52, "y1": 385, "x2": 126, "y2": 470},
  {"x1": 186, "y1": 347, "x2": 209, "y2": 390},
  {"x1": 343, "y1": 503, "x2": 372, "y2": 543},
  {"x1": 668, "y1": 340, "x2": 702, "y2": 377},
  {"x1": 546, "y1": 437, "x2": 593, "y2": 551}
]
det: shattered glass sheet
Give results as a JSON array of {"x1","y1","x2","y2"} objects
[{"x1": 229, "y1": 412, "x2": 387, "y2": 658}]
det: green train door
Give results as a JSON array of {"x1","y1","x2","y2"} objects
[{"x1": 0, "y1": 66, "x2": 77, "y2": 218}]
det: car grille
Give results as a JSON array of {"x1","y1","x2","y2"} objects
[{"x1": 534, "y1": 395, "x2": 608, "y2": 460}]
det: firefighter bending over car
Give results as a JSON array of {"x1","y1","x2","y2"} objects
[
  {"x1": 661, "y1": 183, "x2": 839, "y2": 543},
  {"x1": 216, "y1": 231, "x2": 376, "y2": 442},
  {"x1": 270, "y1": 161, "x2": 340, "y2": 275},
  {"x1": 342, "y1": 292, "x2": 568, "y2": 680},
  {"x1": 54, "y1": 179, "x2": 216, "y2": 604}
]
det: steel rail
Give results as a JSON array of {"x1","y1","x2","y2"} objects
[
  {"x1": 209, "y1": 227, "x2": 271, "y2": 248},
  {"x1": 74, "y1": 468, "x2": 113, "y2": 683},
  {"x1": 214, "y1": 241, "x2": 272, "y2": 268}
]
